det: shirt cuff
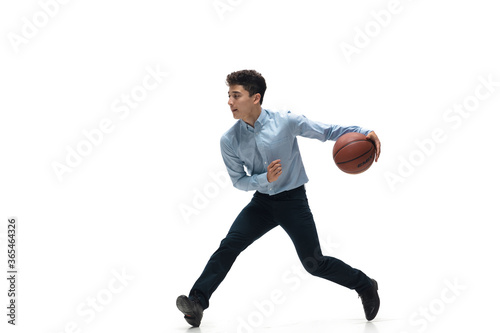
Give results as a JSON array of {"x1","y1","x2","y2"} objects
[
  {"x1": 257, "y1": 173, "x2": 269, "y2": 188},
  {"x1": 360, "y1": 128, "x2": 372, "y2": 136}
]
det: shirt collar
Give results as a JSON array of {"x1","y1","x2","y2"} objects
[
  {"x1": 241, "y1": 108, "x2": 267, "y2": 132},
  {"x1": 255, "y1": 108, "x2": 267, "y2": 127}
]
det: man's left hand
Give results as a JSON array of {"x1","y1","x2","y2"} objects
[{"x1": 366, "y1": 131, "x2": 381, "y2": 162}]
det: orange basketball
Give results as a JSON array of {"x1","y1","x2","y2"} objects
[{"x1": 333, "y1": 132, "x2": 375, "y2": 174}]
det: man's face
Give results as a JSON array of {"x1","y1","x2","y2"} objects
[{"x1": 228, "y1": 85, "x2": 259, "y2": 120}]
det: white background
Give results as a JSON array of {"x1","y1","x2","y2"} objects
[{"x1": 1, "y1": 0, "x2": 499, "y2": 332}]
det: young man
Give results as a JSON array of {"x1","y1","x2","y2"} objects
[{"x1": 177, "y1": 69, "x2": 381, "y2": 327}]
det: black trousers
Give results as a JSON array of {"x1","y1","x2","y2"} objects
[{"x1": 189, "y1": 185, "x2": 373, "y2": 309}]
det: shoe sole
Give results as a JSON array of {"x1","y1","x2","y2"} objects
[{"x1": 176, "y1": 295, "x2": 201, "y2": 327}]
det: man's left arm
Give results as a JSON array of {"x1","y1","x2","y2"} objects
[{"x1": 286, "y1": 111, "x2": 381, "y2": 162}]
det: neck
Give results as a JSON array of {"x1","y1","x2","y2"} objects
[{"x1": 243, "y1": 106, "x2": 262, "y2": 127}]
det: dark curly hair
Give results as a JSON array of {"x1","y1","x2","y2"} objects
[{"x1": 226, "y1": 69, "x2": 267, "y2": 105}]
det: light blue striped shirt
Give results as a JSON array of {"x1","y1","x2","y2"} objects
[{"x1": 220, "y1": 109, "x2": 371, "y2": 195}]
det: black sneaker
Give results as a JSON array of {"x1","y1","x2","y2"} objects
[
  {"x1": 176, "y1": 295, "x2": 204, "y2": 327},
  {"x1": 358, "y1": 279, "x2": 380, "y2": 321}
]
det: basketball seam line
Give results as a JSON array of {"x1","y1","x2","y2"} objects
[
  {"x1": 333, "y1": 139, "x2": 368, "y2": 158},
  {"x1": 335, "y1": 146, "x2": 373, "y2": 165}
]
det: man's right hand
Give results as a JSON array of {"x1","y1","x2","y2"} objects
[{"x1": 267, "y1": 159, "x2": 282, "y2": 183}]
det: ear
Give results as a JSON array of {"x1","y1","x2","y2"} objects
[{"x1": 253, "y1": 93, "x2": 261, "y2": 105}]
